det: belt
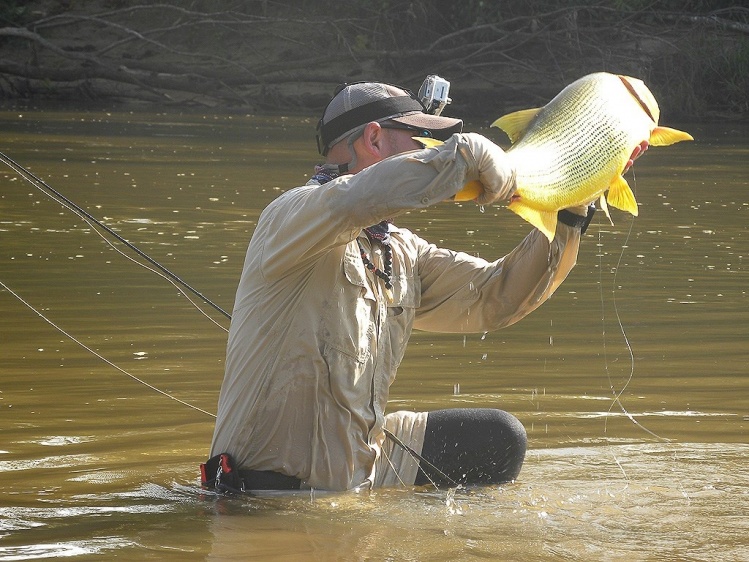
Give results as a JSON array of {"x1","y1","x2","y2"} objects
[
  {"x1": 201, "y1": 453, "x2": 302, "y2": 493},
  {"x1": 238, "y1": 469, "x2": 302, "y2": 491}
]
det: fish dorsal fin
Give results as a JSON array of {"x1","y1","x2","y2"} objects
[
  {"x1": 607, "y1": 175, "x2": 639, "y2": 216},
  {"x1": 649, "y1": 127, "x2": 694, "y2": 147},
  {"x1": 507, "y1": 198, "x2": 557, "y2": 243},
  {"x1": 413, "y1": 136, "x2": 445, "y2": 148},
  {"x1": 599, "y1": 194, "x2": 614, "y2": 226},
  {"x1": 491, "y1": 108, "x2": 542, "y2": 144}
]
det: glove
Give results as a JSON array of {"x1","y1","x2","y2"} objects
[{"x1": 460, "y1": 132, "x2": 517, "y2": 205}]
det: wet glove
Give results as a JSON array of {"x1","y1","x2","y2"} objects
[{"x1": 456, "y1": 132, "x2": 517, "y2": 205}]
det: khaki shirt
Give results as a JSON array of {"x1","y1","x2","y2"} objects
[{"x1": 210, "y1": 134, "x2": 581, "y2": 490}]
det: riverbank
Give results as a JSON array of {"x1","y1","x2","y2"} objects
[{"x1": 0, "y1": 1, "x2": 747, "y2": 121}]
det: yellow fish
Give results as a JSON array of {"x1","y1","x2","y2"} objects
[{"x1": 453, "y1": 72, "x2": 693, "y2": 241}]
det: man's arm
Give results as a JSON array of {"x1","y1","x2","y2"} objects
[
  {"x1": 413, "y1": 222, "x2": 581, "y2": 333},
  {"x1": 257, "y1": 133, "x2": 515, "y2": 282}
]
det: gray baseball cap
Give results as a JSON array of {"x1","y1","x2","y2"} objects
[{"x1": 316, "y1": 82, "x2": 463, "y2": 155}]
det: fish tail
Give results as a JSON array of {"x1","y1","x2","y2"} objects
[
  {"x1": 413, "y1": 136, "x2": 445, "y2": 149},
  {"x1": 453, "y1": 180, "x2": 484, "y2": 201},
  {"x1": 413, "y1": 137, "x2": 486, "y2": 203}
]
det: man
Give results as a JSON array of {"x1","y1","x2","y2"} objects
[{"x1": 204, "y1": 79, "x2": 594, "y2": 493}]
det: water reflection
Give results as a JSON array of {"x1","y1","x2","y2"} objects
[{"x1": 0, "y1": 111, "x2": 747, "y2": 560}]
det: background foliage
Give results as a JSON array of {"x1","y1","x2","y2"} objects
[{"x1": 0, "y1": 0, "x2": 746, "y2": 118}]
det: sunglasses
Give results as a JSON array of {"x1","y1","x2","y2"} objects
[{"x1": 380, "y1": 121, "x2": 434, "y2": 139}]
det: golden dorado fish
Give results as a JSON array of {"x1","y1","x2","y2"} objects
[{"x1": 454, "y1": 72, "x2": 693, "y2": 241}]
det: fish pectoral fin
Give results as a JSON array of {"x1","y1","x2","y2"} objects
[
  {"x1": 607, "y1": 175, "x2": 639, "y2": 216},
  {"x1": 491, "y1": 108, "x2": 542, "y2": 144},
  {"x1": 413, "y1": 136, "x2": 445, "y2": 148},
  {"x1": 453, "y1": 180, "x2": 484, "y2": 202},
  {"x1": 649, "y1": 127, "x2": 694, "y2": 146},
  {"x1": 508, "y1": 199, "x2": 556, "y2": 243},
  {"x1": 599, "y1": 194, "x2": 614, "y2": 226}
]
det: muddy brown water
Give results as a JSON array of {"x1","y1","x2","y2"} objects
[{"x1": 1, "y1": 110, "x2": 747, "y2": 560}]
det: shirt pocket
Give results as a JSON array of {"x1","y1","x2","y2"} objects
[
  {"x1": 320, "y1": 250, "x2": 376, "y2": 412},
  {"x1": 320, "y1": 245, "x2": 375, "y2": 364}
]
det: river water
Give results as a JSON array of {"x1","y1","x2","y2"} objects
[{"x1": 0, "y1": 110, "x2": 746, "y2": 560}]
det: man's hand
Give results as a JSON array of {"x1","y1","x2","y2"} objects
[
  {"x1": 624, "y1": 140, "x2": 649, "y2": 174},
  {"x1": 462, "y1": 133, "x2": 517, "y2": 205}
]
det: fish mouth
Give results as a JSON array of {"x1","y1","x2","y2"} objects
[{"x1": 618, "y1": 75, "x2": 656, "y2": 123}]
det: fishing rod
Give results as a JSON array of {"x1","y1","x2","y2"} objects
[{"x1": 0, "y1": 150, "x2": 232, "y2": 320}]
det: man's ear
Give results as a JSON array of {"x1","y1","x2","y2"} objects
[{"x1": 359, "y1": 121, "x2": 386, "y2": 157}]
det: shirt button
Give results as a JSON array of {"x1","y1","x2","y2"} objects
[{"x1": 421, "y1": 196, "x2": 430, "y2": 205}]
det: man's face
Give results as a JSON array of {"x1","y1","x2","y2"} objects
[{"x1": 381, "y1": 127, "x2": 425, "y2": 158}]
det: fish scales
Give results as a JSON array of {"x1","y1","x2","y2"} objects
[
  {"x1": 452, "y1": 72, "x2": 693, "y2": 241},
  {"x1": 510, "y1": 75, "x2": 636, "y2": 210}
]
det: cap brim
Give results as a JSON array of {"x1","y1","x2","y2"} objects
[{"x1": 391, "y1": 112, "x2": 463, "y2": 141}]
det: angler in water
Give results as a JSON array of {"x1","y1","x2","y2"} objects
[{"x1": 203, "y1": 76, "x2": 624, "y2": 493}]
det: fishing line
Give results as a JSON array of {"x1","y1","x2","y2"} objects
[
  {"x1": 79, "y1": 219, "x2": 228, "y2": 333},
  {"x1": 597, "y1": 171, "x2": 663, "y2": 440},
  {"x1": 383, "y1": 428, "x2": 459, "y2": 491},
  {"x1": 0, "y1": 278, "x2": 217, "y2": 419},
  {"x1": 1, "y1": 150, "x2": 229, "y2": 418},
  {"x1": 0, "y1": 150, "x2": 232, "y2": 321}
]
